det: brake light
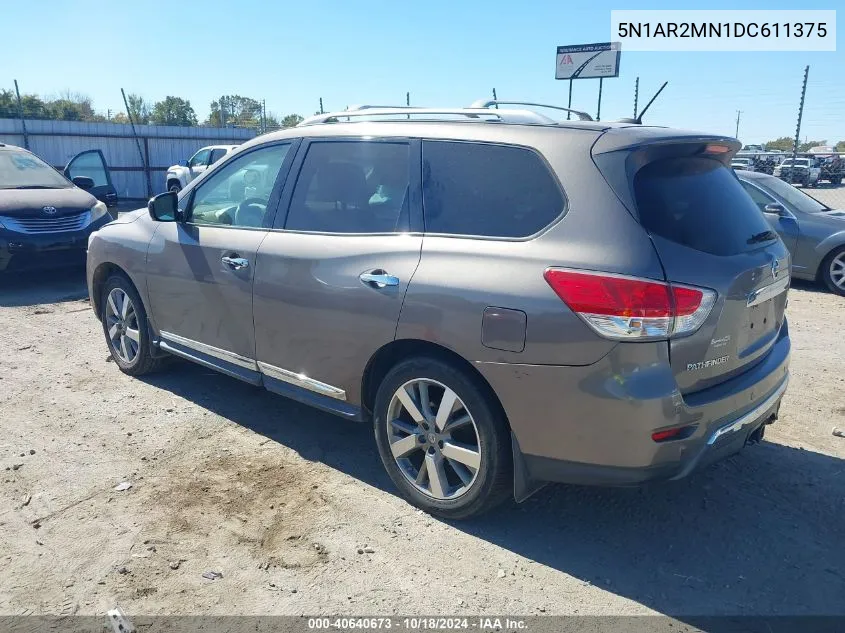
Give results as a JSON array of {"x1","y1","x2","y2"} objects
[{"x1": 543, "y1": 269, "x2": 716, "y2": 340}]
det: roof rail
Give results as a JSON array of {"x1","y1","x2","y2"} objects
[
  {"x1": 297, "y1": 107, "x2": 513, "y2": 127},
  {"x1": 469, "y1": 99, "x2": 594, "y2": 121}
]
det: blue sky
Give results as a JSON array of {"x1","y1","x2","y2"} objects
[{"x1": 1, "y1": 0, "x2": 842, "y2": 144}]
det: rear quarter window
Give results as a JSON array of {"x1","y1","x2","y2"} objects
[
  {"x1": 634, "y1": 157, "x2": 774, "y2": 256},
  {"x1": 422, "y1": 141, "x2": 564, "y2": 238}
]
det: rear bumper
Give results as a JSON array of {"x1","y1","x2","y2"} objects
[{"x1": 475, "y1": 319, "x2": 790, "y2": 492}]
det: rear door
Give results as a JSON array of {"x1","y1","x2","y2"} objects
[
  {"x1": 252, "y1": 137, "x2": 423, "y2": 409},
  {"x1": 63, "y1": 150, "x2": 117, "y2": 208},
  {"x1": 632, "y1": 152, "x2": 790, "y2": 394}
]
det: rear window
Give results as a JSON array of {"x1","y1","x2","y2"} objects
[
  {"x1": 634, "y1": 157, "x2": 774, "y2": 256},
  {"x1": 422, "y1": 141, "x2": 564, "y2": 238}
]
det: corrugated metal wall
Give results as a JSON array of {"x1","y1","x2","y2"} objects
[{"x1": 0, "y1": 118, "x2": 256, "y2": 201}]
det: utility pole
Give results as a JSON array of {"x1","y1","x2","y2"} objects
[
  {"x1": 121, "y1": 88, "x2": 151, "y2": 198},
  {"x1": 262, "y1": 99, "x2": 266, "y2": 133},
  {"x1": 735, "y1": 110, "x2": 742, "y2": 138},
  {"x1": 319, "y1": 97, "x2": 324, "y2": 115},
  {"x1": 792, "y1": 65, "x2": 809, "y2": 164},
  {"x1": 633, "y1": 76, "x2": 639, "y2": 119},
  {"x1": 596, "y1": 78, "x2": 603, "y2": 122},
  {"x1": 492, "y1": 88, "x2": 498, "y2": 108},
  {"x1": 13, "y1": 80, "x2": 29, "y2": 150},
  {"x1": 567, "y1": 79, "x2": 573, "y2": 120}
]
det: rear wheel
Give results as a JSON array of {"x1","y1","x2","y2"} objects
[
  {"x1": 821, "y1": 247, "x2": 845, "y2": 297},
  {"x1": 101, "y1": 275, "x2": 167, "y2": 375},
  {"x1": 373, "y1": 357, "x2": 512, "y2": 519},
  {"x1": 168, "y1": 180, "x2": 181, "y2": 194}
]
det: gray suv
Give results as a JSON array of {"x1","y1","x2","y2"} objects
[{"x1": 86, "y1": 103, "x2": 791, "y2": 518}]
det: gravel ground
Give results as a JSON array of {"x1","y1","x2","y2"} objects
[{"x1": 0, "y1": 268, "x2": 843, "y2": 619}]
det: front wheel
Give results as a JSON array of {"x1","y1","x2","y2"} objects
[
  {"x1": 101, "y1": 275, "x2": 167, "y2": 375},
  {"x1": 821, "y1": 247, "x2": 845, "y2": 297},
  {"x1": 373, "y1": 357, "x2": 512, "y2": 519},
  {"x1": 168, "y1": 181, "x2": 182, "y2": 194}
]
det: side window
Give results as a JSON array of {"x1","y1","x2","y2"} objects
[
  {"x1": 189, "y1": 149, "x2": 211, "y2": 168},
  {"x1": 422, "y1": 141, "x2": 564, "y2": 238},
  {"x1": 209, "y1": 148, "x2": 228, "y2": 164},
  {"x1": 285, "y1": 141, "x2": 410, "y2": 233},
  {"x1": 187, "y1": 143, "x2": 291, "y2": 228},
  {"x1": 740, "y1": 180, "x2": 775, "y2": 213}
]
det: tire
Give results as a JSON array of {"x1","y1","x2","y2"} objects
[
  {"x1": 101, "y1": 275, "x2": 167, "y2": 375},
  {"x1": 168, "y1": 181, "x2": 182, "y2": 194},
  {"x1": 373, "y1": 356, "x2": 512, "y2": 519},
  {"x1": 821, "y1": 246, "x2": 845, "y2": 297}
]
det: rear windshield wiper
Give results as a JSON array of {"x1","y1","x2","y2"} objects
[{"x1": 747, "y1": 230, "x2": 778, "y2": 244}]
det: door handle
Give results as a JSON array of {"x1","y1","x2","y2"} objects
[
  {"x1": 221, "y1": 256, "x2": 249, "y2": 270},
  {"x1": 359, "y1": 271, "x2": 400, "y2": 288}
]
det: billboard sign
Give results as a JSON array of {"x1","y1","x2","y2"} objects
[{"x1": 555, "y1": 42, "x2": 621, "y2": 80}]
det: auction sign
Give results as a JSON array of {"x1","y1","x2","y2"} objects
[{"x1": 555, "y1": 42, "x2": 621, "y2": 79}]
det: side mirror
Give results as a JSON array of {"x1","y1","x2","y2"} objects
[
  {"x1": 148, "y1": 191, "x2": 180, "y2": 222},
  {"x1": 180, "y1": 159, "x2": 189, "y2": 167},
  {"x1": 72, "y1": 176, "x2": 95, "y2": 190},
  {"x1": 764, "y1": 203, "x2": 787, "y2": 217}
]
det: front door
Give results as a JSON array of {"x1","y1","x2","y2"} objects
[
  {"x1": 253, "y1": 138, "x2": 423, "y2": 412},
  {"x1": 187, "y1": 148, "x2": 212, "y2": 184},
  {"x1": 64, "y1": 149, "x2": 117, "y2": 208},
  {"x1": 146, "y1": 141, "x2": 297, "y2": 377},
  {"x1": 739, "y1": 179, "x2": 800, "y2": 255}
]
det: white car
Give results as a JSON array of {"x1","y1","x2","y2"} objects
[
  {"x1": 731, "y1": 157, "x2": 756, "y2": 172},
  {"x1": 165, "y1": 145, "x2": 238, "y2": 193}
]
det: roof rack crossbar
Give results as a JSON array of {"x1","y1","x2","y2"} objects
[
  {"x1": 297, "y1": 107, "x2": 509, "y2": 127},
  {"x1": 469, "y1": 99, "x2": 594, "y2": 121}
]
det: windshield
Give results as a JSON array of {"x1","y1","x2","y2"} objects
[
  {"x1": 0, "y1": 149, "x2": 71, "y2": 190},
  {"x1": 733, "y1": 158, "x2": 750, "y2": 164},
  {"x1": 782, "y1": 159, "x2": 809, "y2": 167},
  {"x1": 756, "y1": 175, "x2": 828, "y2": 214}
]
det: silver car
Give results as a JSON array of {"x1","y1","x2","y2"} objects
[
  {"x1": 86, "y1": 103, "x2": 791, "y2": 518},
  {"x1": 738, "y1": 171, "x2": 845, "y2": 295}
]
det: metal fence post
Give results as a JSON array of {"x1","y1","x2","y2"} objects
[{"x1": 13, "y1": 80, "x2": 29, "y2": 150}]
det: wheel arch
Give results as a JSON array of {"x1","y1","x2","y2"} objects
[{"x1": 360, "y1": 339, "x2": 507, "y2": 422}]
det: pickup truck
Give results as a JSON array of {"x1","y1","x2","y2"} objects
[
  {"x1": 773, "y1": 157, "x2": 821, "y2": 187},
  {"x1": 165, "y1": 145, "x2": 238, "y2": 193}
]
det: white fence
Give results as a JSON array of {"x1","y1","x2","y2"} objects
[{"x1": 0, "y1": 118, "x2": 257, "y2": 201}]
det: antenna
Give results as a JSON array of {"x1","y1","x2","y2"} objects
[{"x1": 635, "y1": 81, "x2": 668, "y2": 123}]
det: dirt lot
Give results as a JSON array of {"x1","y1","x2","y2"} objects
[{"x1": 0, "y1": 268, "x2": 843, "y2": 618}]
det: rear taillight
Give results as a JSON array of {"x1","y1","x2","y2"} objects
[{"x1": 543, "y1": 269, "x2": 716, "y2": 340}]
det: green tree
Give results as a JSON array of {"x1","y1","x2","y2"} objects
[
  {"x1": 764, "y1": 137, "x2": 796, "y2": 152},
  {"x1": 150, "y1": 96, "x2": 198, "y2": 126},
  {"x1": 281, "y1": 114, "x2": 304, "y2": 128},
  {"x1": 799, "y1": 140, "x2": 827, "y2": 152},
  {"x1": 126, "y1": 94, "x2": 151, "y2": 125},
  {"x1": 835, "y1": 140, "x2": 845, "y2": 152},
  {"x1": 206, "y1": 95, "x2": 262, "y2": 127}
]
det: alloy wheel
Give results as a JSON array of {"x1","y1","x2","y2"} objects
[
  {"x1": 105, "y1": 288, "x2": 140, "y2": 364},
  {"x1": 830, "y1": 252, "x2": 845, "y2": 291},
  {"x1": 386, "y1": 378, "x2": 481, "y2": 500}
]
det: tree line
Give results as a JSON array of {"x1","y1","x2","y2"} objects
[
  {"x1": 763, "y1": 137, "x2": 845, "y2": 153},
  {"x1": 0, "y1": 90, "x2": 304, "y2": 129}
]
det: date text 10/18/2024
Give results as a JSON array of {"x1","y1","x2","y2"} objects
[{"x1": 307, "y1": 617, "x2": 528, "y2": 631}]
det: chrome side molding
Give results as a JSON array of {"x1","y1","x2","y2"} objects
[
  {"x1": 257, "y1": 361, "x2": 347, "y2": 401},
  {"x1": 159, "y1": 331, "x2": 257, "y2": 370},
  {"x1": 157, "y1": 332, "x2": 348, "y2": 401}
]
